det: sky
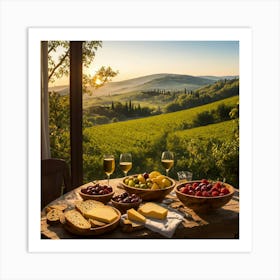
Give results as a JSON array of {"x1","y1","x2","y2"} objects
[{"x1": 52, "y1": 41, "x2": 239, "y2": 86}]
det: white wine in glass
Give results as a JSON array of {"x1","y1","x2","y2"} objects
[
  {"x1": 119, "y1": 153, "x2": 132, "y2": 177},
  {"x1": 161, "y1": 151, "x2": 174, "y2": 176},
  {"x1": 103, "y1": 154, "x2": 115, "y2": 185}
]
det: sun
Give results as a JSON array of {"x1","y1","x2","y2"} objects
[
  {"x1": 93, "y1": 75, "x2": 103, "y2": 87},
  {"x1": 95, "y1": 77, "x2": 102, "y2": 85}
]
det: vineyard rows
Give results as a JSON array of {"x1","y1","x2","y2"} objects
[{"x1": 83, "y1": 96, "x2": 239, "y2": 186}]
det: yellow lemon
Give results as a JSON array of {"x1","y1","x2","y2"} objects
[
  {"x1": 162, "y1": 178, "x2": 172, "y2": 188},
  {"x1": 151, "y1": 175, "x2": 163, "y2": 183},
  {"x1": 151, "y1": 175, "x2": 165, "y2": 187},
  {"x1": 149, "y1": 171, "x2": 161, "y2": 179},
  {"x1": 151, "y1": 182, "x2": 160, "y2": 190},
  {"x1": 156, "y1": 175, "x2": 166, "y2": 181}
]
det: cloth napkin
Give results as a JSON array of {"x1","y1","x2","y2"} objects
[{"x1": 121, "y1": 203, "x2": 185, "y2": 238}]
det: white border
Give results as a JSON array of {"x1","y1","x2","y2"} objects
[{"x1": 28, "y1": 27, "x2": 252, "y2": 253}]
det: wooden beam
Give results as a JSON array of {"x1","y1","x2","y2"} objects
[{"x1": 70, "y1": 41, "x2": 83, "y2": 188}]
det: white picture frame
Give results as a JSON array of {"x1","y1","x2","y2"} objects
[
  {"x1": 1, "y1": 1, "x2": 279, "y2": 279},
  {"x1": 28, "y1": 26, "x2": 252, "y2": 253}
]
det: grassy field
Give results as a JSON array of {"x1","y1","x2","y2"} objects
[
  {"x1": 83, "y1": 95, "x2": 239, "y2": 184},
  {"x1": 83, "y1": 90, "x2": 171, "y2": 110},
  {"x1": 85, "y1": 95, "x2": 238, "y2": 136},
  {"x1": 171, "y1": 119, "x2": 237, "y2": 141}
]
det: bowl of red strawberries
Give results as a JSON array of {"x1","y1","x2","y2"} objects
[{"x1": 175, "y1": 179, "x2": 235, "y2": 212}]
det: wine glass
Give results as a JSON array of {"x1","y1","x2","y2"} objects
[
  {"x1": 103, "y1": 154, "x2": 115, "y2": 185},
  {"x1": 119, "y1": 153, "x2": 132, "y2": 177},
  {"x1": 161, "y1": 151, "x2": 174, "y2": 176},
  {"x1": 177, "y1": 171, "x2": 193, "y2": 183}
]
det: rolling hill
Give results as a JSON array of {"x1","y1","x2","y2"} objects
[
  {"x1": 199, "y1": 75, "x2": 239, "y2": 81},
  {"x1": 49, "y1": 73, "x2": 238, "y2": 96},
  {"x1": 88, "y1": 73, "x2": 215, "y2": 96}
]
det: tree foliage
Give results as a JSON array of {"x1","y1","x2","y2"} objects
[
  {"x1": 165, "y1": 78, "x2": 239, "y2": 113},
  {"x1": 48, "y1": 40, "x2": 119, "y2": 161},
  {"x1": 48, "y1": 92, "x2": 70, "y2": 162},
  {"x1": 48, "y1": 41, "x2": 102, "y2": 83},
  {"x1": 48, "y1": 41, "x2": 118, "y2": 93},
  {"x1": 90, "y1": 66, "x2": 119, "y2": 89}
]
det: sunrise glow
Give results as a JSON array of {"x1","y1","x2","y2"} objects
[
  {"x1": 51, "y1": 40, "x2": 239, "y2": 86},
  {"x1": 87, "y1": 41, "x2": 239, "y2": 82},
  {"x1": 93, "y1": 76, "x2": 103, "y2": 86}
]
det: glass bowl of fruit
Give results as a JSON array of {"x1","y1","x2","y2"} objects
[
  {"x1": 79, "y1": 183, "x2": 115, "y2": 204},
  {"x1": 175, "y1": 179, "x2": 235, "y2": 212},
  {"x1": 111, "y1": 192, "x2": 142, "y2": 214},
  {"x1": 121, "y1": 171, "x2": 176, "y2": 201}
]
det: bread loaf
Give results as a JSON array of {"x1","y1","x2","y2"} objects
[{"x1": 64, "y1": 210, "x2": 91, "y2": 231}]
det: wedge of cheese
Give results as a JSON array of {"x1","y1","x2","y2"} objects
[
  {"x1": 138, "y1": 202, "x2": 168, "y2": 220},
  {"x1": 84, "y1": 205, "x2": 118, "y2": 224},
  {"x1": 127, "y1": 208, "x2": 146, "y2": 223}
]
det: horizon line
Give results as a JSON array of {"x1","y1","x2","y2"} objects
[{"x1": 49, "y1": 72, "x2": 240, "y2": 88}]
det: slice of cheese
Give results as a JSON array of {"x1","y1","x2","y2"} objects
[
  {"x1": 127, "y1": 208, "x2": 146, "y2": 223},
  {"x1": 84, "y1": 206, "x2": 118, "y2": 224},
  {"x1": 138, "y1": 202, "x2": 168, "y2": 220}
]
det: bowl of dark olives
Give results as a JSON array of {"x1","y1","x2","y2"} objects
[
  {"x1": 111, "y1": 192, "x2": 142, "y2": 214},
  {"x1": 79, "y1": 183, "x2": 114, "y2": 204}
]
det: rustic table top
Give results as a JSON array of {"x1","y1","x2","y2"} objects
[{"x1": 41, "y1": 178, "x2": 239, "y2": 239}]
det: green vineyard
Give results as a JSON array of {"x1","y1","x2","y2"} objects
[{"x1": 83, "y1": 95, "x2": 239, "y2": 187}]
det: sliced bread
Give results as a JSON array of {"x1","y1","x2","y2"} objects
[
  {"x1": 75, "y1": 199, "x2": 104, "y2": 216},
  {"x1": 49, "y1": 204, "x2": 68, "y2": 211},
  {"x1": 46, "y1": 204, "x2": 68, "y2": 214},
  {"x1": 64, "y1": 210, "x2": 91, "y2": 231},
  {"x1": 46, "y1": 209, "x2": 64, "y2": 224},
  {"x1": 88, "y1": 218, "x2": 107, "y2": 228}
]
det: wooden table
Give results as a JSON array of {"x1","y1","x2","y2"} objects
[{"x1": 41, "y1": 178, "x2": 239, "y2": 239}]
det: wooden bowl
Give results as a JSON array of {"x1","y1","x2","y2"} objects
[
  {"x1": 111, "y1": 197, "x2": 142, "y2": 214},
  {"x1": 121, "y1": 176, "x2": 176, "y2": 201},
  {"x1": 78, "y1": 188, "x2": 115, "y2": 204},
  {"x1": 175, "y1": 181, "x2": 235, "y2": 213},
  {"x1": 63, "y1": 207, "x2": 121, "y2": 236}
]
